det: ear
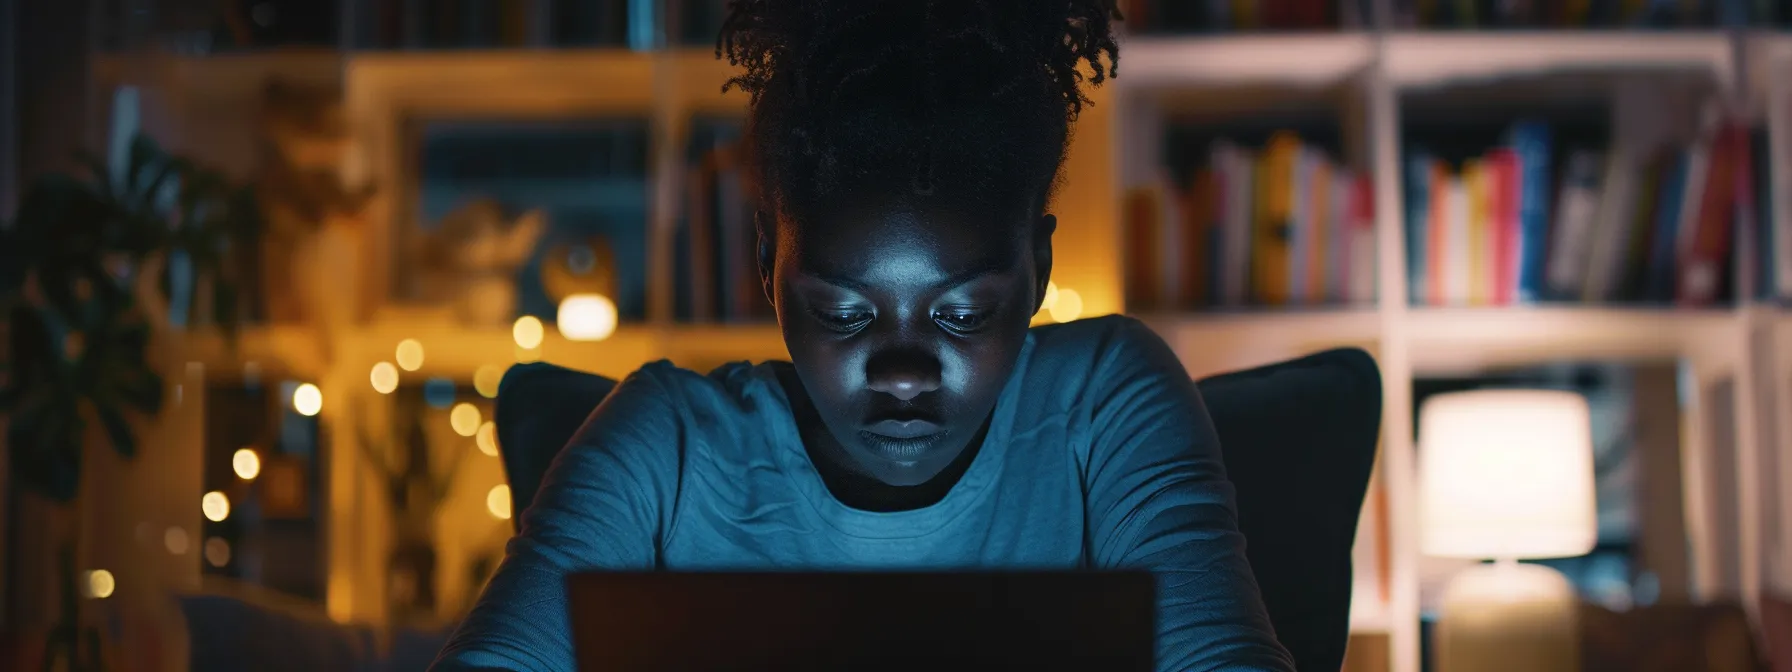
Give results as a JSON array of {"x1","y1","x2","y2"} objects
[
  {"x1": 755, "y1": 210, "x2": 776, "y2": 308},
  {"x1": 1031, "y1": 214, "x2": 1056, "y2": 314}
]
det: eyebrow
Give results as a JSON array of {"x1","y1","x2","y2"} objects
[{"x1": 802, "y1": 260, "x2": 1014, "y2": 293}]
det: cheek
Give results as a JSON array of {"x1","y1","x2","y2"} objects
[{"x1": 940, "y1": 334, "x2": 1024, "y2": 403}]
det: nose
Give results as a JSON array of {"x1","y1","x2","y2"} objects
[{"x1": 865, "y1": 349, "x2": 943, "y2": 402}]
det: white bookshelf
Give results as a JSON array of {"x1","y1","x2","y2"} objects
[{"x1": 1122, "y1": 26, "x2": 1791, "y2": 672}]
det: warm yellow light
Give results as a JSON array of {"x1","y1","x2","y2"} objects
[
  {"x1": 450, "y1": 403, "x2": 482, "y2": 437},
  {"x1": 164, "y1": 526, "x2": 189, "y2": 555},
  {"x1": 514, "y1": 346, "x2": 541, "y2": 364},
  {"x1": 476, "y1": 421, "x2": 499, "y2": 456},
  {"x1": 1041, "y1": 282, "x2": 1060, "y2": 311},
  {"x1": 292, "y1": 383, "x2": 323, "y2": 417},
  {"x1": 512, "y1": 316, "x2": 545, "y2": 350},
  {"x1": 474, "y1": 365, "x2": 504, "y2": 399},
  {"x1": 395, "y1": 339, "x2": 425, "y2": 372},
  {"x1": 486, "y1": 484, "x2": 513, "y2": 520},
  {"x1": 370, "y1": 361, "x2": 400, "y2": 394},
  {"x1": 1048, "y1": 288, "x2": 1083, "y2": 323},
  {"x1": 84, "y1": 570, "x2": 116, "y2": 599},
  {"x1": 201, "y1": 491, "x2": 231, "y2": 522},
  {"x1": 232, "y1": 448, "x2": 261, "y2": 481},
  {"x1": 204, "y1": 537, "x2": 231, "y2": 567},
  {"x1": 557, "y1": 294, "x2": 618, "y2": 342}
]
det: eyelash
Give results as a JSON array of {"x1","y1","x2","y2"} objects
[{"x1": 808, "y1": 308, "x2": 993, "y2": 334}]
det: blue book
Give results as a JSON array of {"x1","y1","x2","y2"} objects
[
  {"x1": 1646, "y1": 153, "x2": 1689, "y2": 303},
  {"x1": 1505, "y1": 121, "x2": 1553, "y2": 304},
  {"x1": 1403, "y1": 150, "x2": 1433, "y2": 306}
]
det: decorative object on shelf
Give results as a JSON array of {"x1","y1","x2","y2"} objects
[
  {"x1": 1419, "y1": 389, "x2": 1596, "y2": 672},
  {"x1": 356, "y1": 394, "x2": 469, "y2": 625},
  {"x1": 413, "y1": 199, "x2": 547, "y2": 327},
  {"x1": 257, "y1": 78, "x2": 378, "y2": 327},
  {"x1": 540, "y1": 236, "x2": 618, "y2": 304}
]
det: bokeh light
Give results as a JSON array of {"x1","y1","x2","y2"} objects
[
  {"x1": 474, "y1": 365, "x2": 504, "y2": 399},
  {"x1": 557, "y1": 294, "x2": 618, "y2": 342},
  {"x1": 232, "y1": 448, "x2": 261, "y2": 481},
  {"x1": 395, "y1": 339, "x2": 425, "y2": 372},
  {"x1": 202, "y1": 491, "x2": 231, "y2": 522},
  {"x1": 476, "y1": 421, "x2": 499, "y2": 456},
  {"x1": 84, "y1": 570, "x2": 115, "y2": 599},
  {"x1": 370, "y1": 361, "x2": 400, "y2": 394},
  {"x1": 513, "y1": 316, "x2": 545, "y2": 350},
  {"x1": 450, "y1": 403, "x2": 482, "y2": 437},
  {"x1": 205, "y1": 537, "x2": 231, "y2": 567},
  {"x1": 292, "y1": 383, "x2": 323, "y2": 417},
  {"x1": 164, "y1": 527, "x2": 189, "y2": 555},
  {"x1": 487, "y1": 484, "x2": 513, "y2": 520},
  {"x1": 1048, "y1": 288, "x2": 1083, "y2": 323}
]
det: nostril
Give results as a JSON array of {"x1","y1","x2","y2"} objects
[{"x1": 865, "y1": 351, "x2": 943, "y2": 401}]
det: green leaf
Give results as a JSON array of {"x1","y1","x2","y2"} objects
[{"x1": 91, "y1": 399, "x2": 136, "y2": 459}]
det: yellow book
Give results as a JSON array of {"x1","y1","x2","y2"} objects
[
  {"x1": 1253, "y1": 132, "x2": 1300, "y2": 306},
  {"x1": 1464, "y1": 159, "x2": 1489, "y2": 306},
  {"x1": 1308, "y1": 156, "x2": 1332, "y2": 304}
]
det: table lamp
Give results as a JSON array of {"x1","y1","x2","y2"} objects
[{"x1": 1418, "y1": 389, "x2": 1596, "y2": 672}]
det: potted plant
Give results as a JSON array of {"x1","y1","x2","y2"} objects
[{"x1": 0, "y1": 133, "x2": 260, "y2": 671}]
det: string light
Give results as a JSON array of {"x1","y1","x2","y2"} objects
[
  {"x1": 202, "y1": 491, "x2": 230, "y2": 522},
  {"x1": 474, "y1": 365, "x2": 504, "y2": 399},
  {"x1": 450, "y1": 403, "x2": 482, "y2": 437},
  {"x1": 1048, "y1": 288, "x2": 1084, "y2": 323},
  {"x1": 205, "y1": 537, "x2": 231, "y2": 567},
  {"x1": 512, "y1": 316, "x2": 545, "y2": 350},
  {"x1": 476, "y1": 421, "x2": 499, "y2": 456},
  {"x1": 395, "y1": 339, "x2": 425, "y2": 372},
  {"x1": 232, "y1": 448, "x2": 261, "y2": 481},
  {"x1": 292, "y1": 383, "x2": 323, "y2": 417},
  {"x1": 487, "y1": 485, "x2": 513, "y2": 520},
  {"x1": 370, "y1": 361, "x2": 399, "y2": 394},
  {"x1": 83, "y1": 570, "x2": 116, "y2": 599}
]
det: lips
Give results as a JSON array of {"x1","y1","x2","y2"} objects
[{"x1": 864, "y1": 418, "x2": 944, "y2": 439}]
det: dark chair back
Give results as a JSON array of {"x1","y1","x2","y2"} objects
[{"x1": 493, "y1": 348, "x2": 1382, "y2": 671}]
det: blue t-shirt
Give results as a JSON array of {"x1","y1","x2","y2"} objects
[{"x1": 433, "y1": 315, "x2": 1293, "y2": 672}]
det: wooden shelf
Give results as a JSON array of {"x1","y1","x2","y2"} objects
[
  {"x1": 1119, "y1": 34, "x2": 1375, "y2": 87},
  {"x1": 1406, "y1": 306, "x2": 1740, "y2": 373},
  {"x1": 1141, "y1": 309, "x2": 1382, "y2": 378},
  {"x1": 345, "y1": 307, "x2": 786, "y2": 381},
  {"x1": 157, "y1": 324, "x2": 327, "y2": 381},
  {"x1": 1383, "y1": 31, "x2": 1737, "y2": 90}
]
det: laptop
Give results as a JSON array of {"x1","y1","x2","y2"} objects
[{"x1": 566, "y1": 570, "x2": 1157, "y2": 672}]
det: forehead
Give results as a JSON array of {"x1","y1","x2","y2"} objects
[{"x1": 787, "y1": 204, "x2": 1027, "y2": 283}]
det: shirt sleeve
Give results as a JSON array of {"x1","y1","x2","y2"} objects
[
  {"x1": 1080, "y1": 319, "x2": 1295, "y2": 672},
  {"x1": 430, "y1": 368, "x2": 683, "y2": 672}
]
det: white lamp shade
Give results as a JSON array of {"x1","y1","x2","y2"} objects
[
  {"x1": 1418, "y1": 389, "x2": 1597, "y2": 560},
  {"x1": 556, "y1": 294, "x2": 618, "y2": 342}
]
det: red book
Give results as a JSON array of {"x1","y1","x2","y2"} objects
[
  {"x1": 1677, "y1": 122, "x2": 1744, "y2": 307},
  {"x1": 1485, "y1": 148, "x2": 1522, "y2": 305}
]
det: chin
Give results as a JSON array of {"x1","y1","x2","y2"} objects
[{"x1": 853, "y1": 431, "x2": 953, "y2": 485}]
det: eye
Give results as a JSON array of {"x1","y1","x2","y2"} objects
[
  {"x1": 933, "y1": 308, "x2": 992, "y2": 334},
  {"x1": 811, "y1": 308, "x2": 873, "y2": 333}
]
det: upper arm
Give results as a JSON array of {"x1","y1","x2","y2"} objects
[
  {"x1": 431, "y1": 370, "x2": 683, "y2": 672},
  {"x1": 1079, "y1": 319, "x2": 1292, "y2": 672}
]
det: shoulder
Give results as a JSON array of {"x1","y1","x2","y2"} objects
[{"x1": 1022, "y1": 314, "x2": 1182, "y2": 387}]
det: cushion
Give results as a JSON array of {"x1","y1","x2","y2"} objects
[
  {"x1": 493, "y1": 348, "x2": 1382, "y2": 672},
  {"x1": 493, "y1": 363, "x2": 617, "y2": 525},
  {"x1": 174, "y1": 581, "x2": 451, "y2": 672},
  {"x1": 1197, "y1": 348, "x2": 1382, "y2": 672}
]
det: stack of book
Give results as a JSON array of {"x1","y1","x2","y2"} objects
[
  {"x1": 1120, "y1": 0, "x2": 1371, "y2": 33},
  {"x1": 1123, "y1": 131, "x2": 1378, "y2": 312},
  {"x1": 1403, "y1": 118, "x2": 1760, "y2": 307},
  {"x1": 1391, "y1": 0, "x2": 1759, "y2": 28},
  {"x1": 675, "y1": 120, "x2": 774, "y2": 323}
]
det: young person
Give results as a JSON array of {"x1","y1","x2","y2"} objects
[{"x1": 432, "y1": 1, "x2": 1292, "y2": 670}]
